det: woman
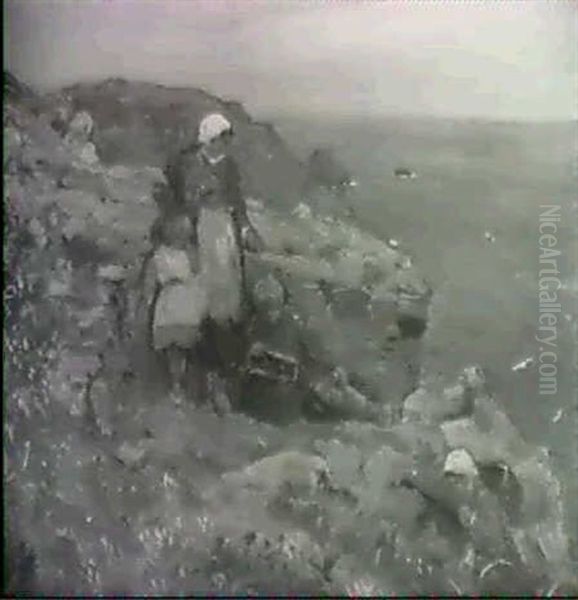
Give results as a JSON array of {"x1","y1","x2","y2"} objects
[
  {"x1": 166, "y1": 113, "x2": 263, "y2": 317},
  {"x1": 158, "y1": 113, "x2": 262, "y2": 404}
]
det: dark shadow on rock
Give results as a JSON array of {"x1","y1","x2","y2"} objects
[
  {"x1": 397, "y1": 314, "x2": 428, "y2": 339},
  {"x1": 478, "y1": 463, "x2": 524, "y2": 526}
]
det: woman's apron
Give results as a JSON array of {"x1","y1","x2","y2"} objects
[{"x1": 197, "y1": 205, "x2": 242, "y2": 325}]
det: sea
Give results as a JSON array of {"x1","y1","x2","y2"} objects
[{"x1": 268, "y1": 112, "x2": 578, "y2": 537}]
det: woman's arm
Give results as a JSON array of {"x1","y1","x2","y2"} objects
[{"x1": 223, "y1": 157, "x2": 264, "y2": 252}]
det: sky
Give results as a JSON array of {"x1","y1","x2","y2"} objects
[{"x1": 4, "y1": 0, "x2": 577, "y2": 121}]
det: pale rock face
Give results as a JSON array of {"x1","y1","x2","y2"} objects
[
  {"x1": 444, "y1": 448, "x2": 478, "y2": 479},
  {"x1": 292, "y1": 202, "x2": 313, "y2": 220},
  {"x1": 402, "y1": 387, "x2": 431, "y2": 423},
  {"x1": 402, "y1": 382, "x2": 471, "y2": 424},
  {"x1": 62, "y1": 111, "x2": 100, "y2": 168},
  {"x1": 78, "y1": 142, "x2": 99, "y2": 166},
  {"x1": 460, "y1": 365, "x2": 486, "y2": 392},
  {"x1": 68, "y1": 111, "x2": 94, "y2": 140},
  {"x1": 312, "y1": 369, "x2": 378, "y2": 422},
  {"x1": 245, "y1": 197, "x2": 264, "y2": 212}
]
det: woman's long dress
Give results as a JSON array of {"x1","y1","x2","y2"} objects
[{"x1": 197, "y1": 204, "x2": 242, "y2": 324}]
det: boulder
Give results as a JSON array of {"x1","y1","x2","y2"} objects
[
  {"x1": 247, "y1": 343, "x2": 299, "y2": 383},
  {"x1": 76, "y1": 142, "x2": 99, "y2": 166},
  {"x1": 67, "y1": 111, "x2": 94, "y2": 141},
  {"x1": 220, "y1": 451, "x2": 328, "y2": 499},
  {"x1": 292, "y1": 202, "x2": 313, "y2": 220},
  {"x1": 403, "y1": 383, "x2": 473, "y2": 425},
  {"x1": 310, "y1": 368, "x2": 381, "y2": 422},
  {"x1": 444, "y1": 448, "x2": 478, "y2": 479}
]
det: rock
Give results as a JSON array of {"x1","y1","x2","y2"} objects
[
  {"x1": 115, "y1": 442, "x2": 146, "y2": 467},
  {"x1": 402, "y1": 366, "x2": 481, "y2": 425},
  {"x1": 383, "y1": 323, "x2": 401, "y2": 342},
  {"x1": 394, "y1": 167, "x2": 417, "y2": 180},
  {"x1": 152, "y1": 278, "x2": 207, "y2": 350},
  {"x1": 440, "y1": 382, "x2": 474, "y2": 419},
  {"x1": 438, "y1": 388, "x2": 572, "y2": 580},
  {"x1": 77, "y1": 142, "x2": 99, "y2": 166},
  {"x1": 358, "y1": 446, "x2": 413, "y2": 514},
  {"x1": 221, "y1": 451, "x2": 328, "y2": 499},
  {"x1": 441, "y1": 416, "x2": 519, "y2": 468},
  {"x1": 241, "y1": 224, "x2": 264, "y2": 254},
  {"x1": 371, "y1": 268, "x2": 431, "y2": 336},
  {"x1": 444, "y1": 449, "x2": 478, "y2": 479},
  {"x1": 311, "y1": 369, "x2": 379, "y2": 422},
  {"x1": 402, "y1": 387, "x2": 431, "y2": 423},
  {"x1": 243, "y1": 206, "x2": 431, "y2": 418},
  {"x1": 67, "y1": 111, "x2": 94, "y2": 141},
  {"x1": 247, "y1": 343, "x2": 299, "y2": 383},
  {"x1": 329, "y1": 287, "x2": 369, "y2": 320},
  {"x1": 216, "y1": 529, "x2": 328, "y2": 595},
  {"x1": 245, "y1": 197, "x2": 264, "y2": 212},
  {"x1": 98, "y1": 264, "x2": 127, "y2": 283},
  {"x1": 314, "y1": 439, "x2": 363, "y2": 491},
  {"x1": 403, "y1": 382, "x2": 472, "y2": 425},
  {"x1": 252, "y1": 274, "x2": 285, "y2": 322},
  {"x1": 292, "y1": 202, "x2": 312, "y2": 220},
  {"x1": 460, "y1": 365, "x2": 486, "y2": 393},
  {"x1": 512, "y1": 451, "x2": 571, "y2": 578},
  {"x1": 153, "y1": 246, "x2": 191, "y2": 286}
]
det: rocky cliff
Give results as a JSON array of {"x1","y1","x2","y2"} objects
[
  {"x1": 4, "y1": 73, "x2": 575, "y2": 596},
  {"x1": 46, "y1": 78, "x2": 307, "y2": 210}
]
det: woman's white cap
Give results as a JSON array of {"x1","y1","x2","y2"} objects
[{"x1": 198, "y1": 113, "x2": 232, "y2": 145}]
